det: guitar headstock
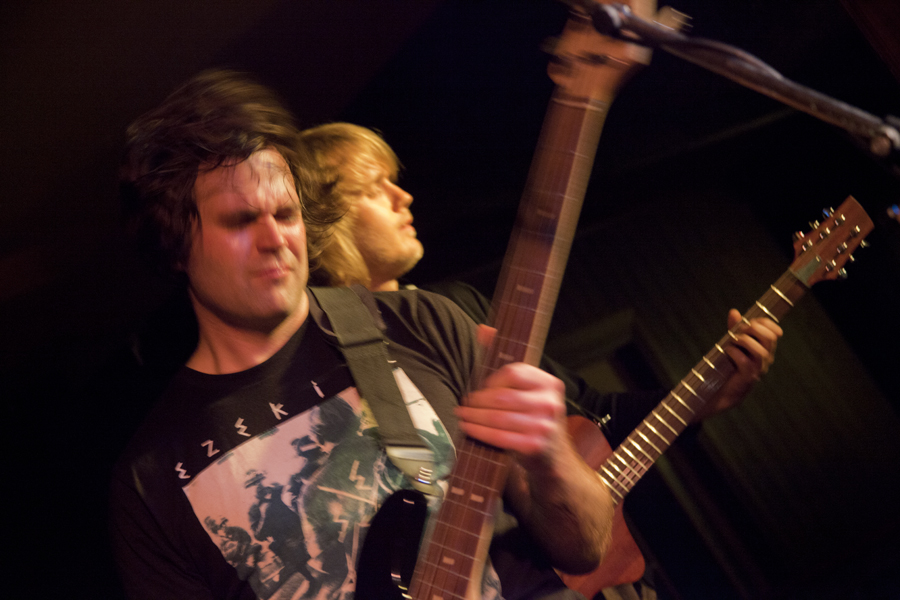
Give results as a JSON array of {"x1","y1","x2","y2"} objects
[
  {"x1": 549, "y1": 0, "x2": 683, "y2": 100},
  {"x1": 790, "y1": 196, "x2": 874, "y2": 287}
]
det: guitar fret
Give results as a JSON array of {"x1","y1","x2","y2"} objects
[
  {"x1": 618, "y1": 446, "x2": 650, "y2": 474},
  {"x1": 680, "y1": 381, "x2": 700, "y2": 402},
  {"x1": 702, "y1": 355, "x2": 719, "y2": 371},
  {"x1": 643, "y1": 421, "x2": 671, "y2": 445},
  {"x1": 669, "y1": 391, "x2": 695, "y2": 416},
  {"x1": 415, "y1": 576, "x2": 466, "y2": 600},
  {"x1": 598, "y1": 464, "x2": 620, "y2": 485},
  {"x1": 496, "y1": 297, "x2": 541, "y2": 310},
  {"x1": 629, "y1": 439, "x2": 655, "y2": 464},
  {"x1": 662, "y1": 400, "x2": 688, "y2": 426},
  {"x1": 609, "y1": 466, "x2": 641, "y2": 493},
  {"x1": 456, "y1": 446, "x2": 507, "y2": 467},
  {"x1": 636, "y1": 430, "x2": 662, "y2": 455},
  {"x1": 609, "y1": 454, "x2": 642, "y2": 485},
  {"x1": 770, "y1": 283, "x2": 794, "y2": 306},
  {"x1": 599, "y1": 468, "x2": 626, "y2": 501},
  {"x1": 494, "y1": 299, "x2": 551, "y2": 315},
  {"x1": 505, "y1": 264, "x2": 562, "y2": 278},
  {"x1": 690, "y1": 368, "x2": 705, "y2": 382},
  {"x1": 651, "y1": 409, "x2": 680, "y2": 436},
  {"x1": 755, "y1": 300, "x2": 779, "y2": 322},
  {"x1": 425, "y1": 528, "x2": 481, "y2": 550},
  {"x1": 420, "y1": 571, "x2": 469, "y2": 597},
  {"x1": 438, "y1": 499, "x2": 493, "y2": 519},
  {"x1": 551, "y1": 94, "x2": 609, "y2": 112}
]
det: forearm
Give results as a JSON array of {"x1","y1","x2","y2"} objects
[{"x1": 505, "y1": 441, "x2": 614, "y2": 574}]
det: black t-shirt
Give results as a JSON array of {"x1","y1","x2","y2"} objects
[{"x1": 110, "y1": 288, "x2": 583, "y2": 600}]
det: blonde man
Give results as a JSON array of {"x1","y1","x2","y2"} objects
[
  {"x1": 299, "y1": 122, "x2": 423, "y2": 290},
  {"x1": 298, "y1": 122, "x2": 783, "y2": 599}
]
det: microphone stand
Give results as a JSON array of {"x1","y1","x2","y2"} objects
[{"x1": 567, "y1": 1, "x2": 900, "y2": 171}]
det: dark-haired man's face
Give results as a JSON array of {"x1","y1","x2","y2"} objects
[{"x1": 186, "y1": 148, "x2": 308, "y2": 331}]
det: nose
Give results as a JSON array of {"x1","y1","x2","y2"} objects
[
  {"x1": 388, "y1": 181, "x2": 413, "y2": 211},
  {"x1": 256, "y1": 215, "x2": 286, "y2": 250}
]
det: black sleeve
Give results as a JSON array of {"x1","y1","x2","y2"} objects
[
  {"x1": 109, "y1": 473, "x2": 210, "y2": 600},
  {"x1": 418, "y1": 280, "x2": 664, "y2": 445},
  {"x1": 109, "y1": 458, "x2": 255, "y2": 600}
]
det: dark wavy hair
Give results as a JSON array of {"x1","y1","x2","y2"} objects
[{"x1": 120, "y1": 69, "x2": 340, "y2": 275}]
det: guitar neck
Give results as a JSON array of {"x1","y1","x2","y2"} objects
[
  {"x1": 486, "y1": 89, "x2": 612, "y2": 375},
  {"x1": 409, "y1": 89, "x2": 612, "y2": 600},
  {"x1": 600, "y1": 270, "x2": 808, "y2": 502}
]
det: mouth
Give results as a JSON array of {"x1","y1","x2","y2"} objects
[{"x1": 256, "y1": 264, "x2": 290, "y2": 279}]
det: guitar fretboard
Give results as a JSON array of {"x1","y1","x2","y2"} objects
[
  {"x1": 409, "y1": 88, "x2": 610, "y2": 600},
  {"x1": 600, "y1": 270, "x2": 809, "y2": 501}
]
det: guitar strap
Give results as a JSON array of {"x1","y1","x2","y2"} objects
[{"x1": 308, "y1": 286, "x2": 437, "y2": 495}]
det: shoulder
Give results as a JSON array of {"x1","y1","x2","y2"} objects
[
  {"x1": 110, "y1": 368, "x2": 197, "y2": 488},
  {"x1": 373, "y1": 288, "x2": 480, "y2": 381},
  {"x1": 374, "y1": 287, "x2": 478, "y2": 332},
  {"x1": 417, "y1": 280, "x2": 492, "y2": 325}
]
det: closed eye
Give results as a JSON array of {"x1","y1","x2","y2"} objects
[
  {"x1": 275, "y1": 207, "x2": 301, "y2": 222},
  {"x1": 221, "y1": 211, "x2": 259, "y2": 229}
]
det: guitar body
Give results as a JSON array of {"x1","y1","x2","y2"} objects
[
  {"x1": 357, "y1": 422, "x2": 645, "y2": 600},
  {"x1": 355, "y1": 489, "x2": 428, "y2": 600},
  {"x1": 562, "y1": 416, "x2": 646, "y2": 595}
]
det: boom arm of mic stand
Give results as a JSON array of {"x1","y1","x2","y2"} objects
[{"x1": 573, "y1": 1, "x2": 900, "y2": 164}]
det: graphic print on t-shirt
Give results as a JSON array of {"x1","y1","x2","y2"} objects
[{"x1": 182, "y1": 369, "x2": 455, "y2": 600}]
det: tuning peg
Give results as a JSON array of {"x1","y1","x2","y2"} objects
[
  {"x1": 836, "y1": 242, "x2": 849, "y2": 254},
  {"x1": 838, "y1": 268, "x2": 849, "y2": 279},
  {"x1": 860, "y1": 240, "x2": 870, "y2": 248},
  {"x1": 822, "y1": 207, "x2": 835, "y2": 218},
  {"x1": 793, "y1": 230, "x2": 806, "y2": 241}
]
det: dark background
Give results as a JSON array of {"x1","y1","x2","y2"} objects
[{"x1": 2, "y1": 1, "x2": 899, "y2": 598}]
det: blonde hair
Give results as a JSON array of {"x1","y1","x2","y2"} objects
[{"x1": 297, "y1": 123, "x2": 402, "y2": 288}]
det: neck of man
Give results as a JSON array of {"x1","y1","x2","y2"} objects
[
  {"x1": 186, "y1": 292, "x2": 310, "y2": 375},
  {"x1": 369, "y1": 278, "x2": 400, "y2": 292}
]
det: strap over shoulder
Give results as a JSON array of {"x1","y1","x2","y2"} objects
[
  {"x1": 307, "y1": 286, "x2": 412, "y2": 444},
  {"x1": 308, "y1": 286, "x2": 437, "y2": 494}
]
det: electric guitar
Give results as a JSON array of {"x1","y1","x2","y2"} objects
[
  {"x1": 561, "y1": 195, "x2": 874, "y2": 598},
  {"x1": 356, "y1": 0, "x2": 673, "y2": 598}
]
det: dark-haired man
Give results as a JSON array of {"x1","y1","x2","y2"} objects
[{"x1": 110, "y1": 71, "x2": 614, "y2": 600}]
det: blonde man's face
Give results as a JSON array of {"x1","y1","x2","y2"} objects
[{"x1": 348, "y1": 162, "x2": 423, "y2": 291}]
